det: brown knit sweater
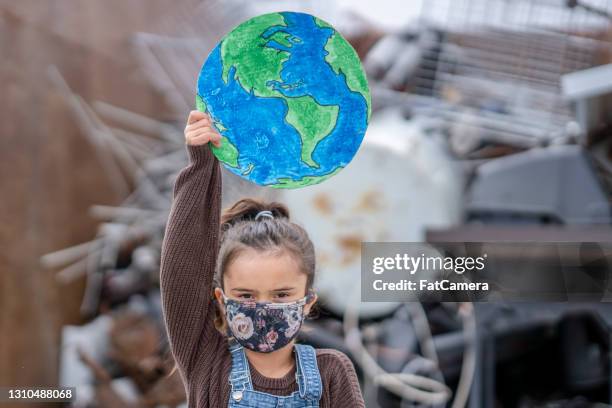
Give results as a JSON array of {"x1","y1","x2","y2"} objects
[{"x1": 159, "y1": 143, "x2": 366, "y2": 408}]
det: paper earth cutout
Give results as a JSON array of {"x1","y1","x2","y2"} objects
[{"x1": 196, "y1": 11, "x2": 371, "y2": 188}]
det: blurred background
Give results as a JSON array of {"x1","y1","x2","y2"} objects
[{"x1": 2, "y1": 0, "x2": 612, "y2": 407}]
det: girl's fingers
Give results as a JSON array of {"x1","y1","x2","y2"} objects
[
  {"x1": 185, "y1": 118, "x2": 211, "y2": 132},
  {"x1": 187, "y1": 110, "x2": 209, "y2": 125},
  {"x1": 211, "y1": 137, "x2": 222, "y2": 148},
  {"x1": 188, "y1": 128, "x2": 219, "y2": 140},
  {"x1": 188, "y1": 136, "x2": 222, "y2": 147},
  {"x1": 187, "y1": 131, "x2": 222, "y2": 146},
  {"x1": 186, "y1": 135, "x2": 208, "y2": 146},
  {"x1": 185, "y1": 110, "x2": 223, "y2": 148},
  {"x1": 185, "y1": 124, "x2": 218, "y2": 142}
]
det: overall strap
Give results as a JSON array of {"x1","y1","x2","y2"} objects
[
  {"x1": 294, "y1": 344, "x2": 323, "y2": 401},
  {"x1": 228, "y1": 339, "x2": 253, "y2": 394}
]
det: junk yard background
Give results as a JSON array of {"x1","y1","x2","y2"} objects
[{"x1": 2, "y1": 0, "x2": 612, "y2": 407}]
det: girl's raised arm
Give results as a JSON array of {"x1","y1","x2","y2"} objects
[{"x1": 159, "y1": 111, "x2": 223, "y2": 378}]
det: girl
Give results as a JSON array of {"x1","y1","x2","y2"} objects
[{"x1": 159, "y1": 110, "x2": 365, "y2": 407}]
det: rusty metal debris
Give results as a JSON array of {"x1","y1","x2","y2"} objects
[
  {"x1": 39, "y1": 1, "x2": 612, "y2": 406},
  {"x1": 42, "y1": 65, "x2": 191, "y2": 405}
]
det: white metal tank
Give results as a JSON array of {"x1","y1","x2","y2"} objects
[{"x1": 281, "y1": 108, "x2": 463, "y2": 318}]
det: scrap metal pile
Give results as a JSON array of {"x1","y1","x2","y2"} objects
[
  {"x1": 41, "y1": 67, "x2": 190, "y2": 407},
  {"x1": 39, "y1": 0, "x2": 612, "y2": 407},
  {"x1": 364, "y1": 1, "x2": 612, "y2": 406}
]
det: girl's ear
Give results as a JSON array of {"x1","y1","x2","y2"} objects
[
  {"x1": 214, "y1": 287, "x2": 225, "y2": 310},
  {"x1": 212, "y1": 287, "x2": 229, "y2": 334}
]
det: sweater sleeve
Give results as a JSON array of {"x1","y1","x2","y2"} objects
[
  {"x1": 328, "y1": 352, "x2": 365, "y2": 408},
  {"x1": 159, "y1": 143, "x2": 223, "y2": 378}
]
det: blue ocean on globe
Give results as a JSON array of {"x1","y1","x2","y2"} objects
[{"x1": 197, "y1": 11, "x2": 371, "y2": 188}]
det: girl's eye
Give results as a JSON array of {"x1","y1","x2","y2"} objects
[
  {"x1": 276, "y1": 292, "x2": 290, "y2": 298},
  {"x1": 238, "y1": 294, "x2": 253, "y2": 299}
]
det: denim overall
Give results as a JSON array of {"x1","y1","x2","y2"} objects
[{"x1": 227, "y1": 339, "x2": 323, "y2": 407}]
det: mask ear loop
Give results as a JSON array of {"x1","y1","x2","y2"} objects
[
  {"x1": 219, "y1": 289, "x2": 237, "y2": 311},
  {"x1": 303, "y1": 289, "x2": 316, "y2": 319},
  {"x1": 294, "y1": 290, "x2": 316, "y2": 307},
  {"x1": 219, "y1": 288, "x2": 229, "y2": 304},
  {"x1": 219, "y1": 289, "x2": 237, "y2": 340}
]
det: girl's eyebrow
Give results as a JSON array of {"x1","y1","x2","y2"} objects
[
  {"x1": 272, "y1": 287, "x2": 296, "y2": 292},
  {"x1": 231, "y1": 288, "x2": 256, "y2": 292}
]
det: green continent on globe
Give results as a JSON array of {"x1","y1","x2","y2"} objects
[
  {"x1": 315, "y1": 17, "x2": 371, "y2": 121},
  {"x1": 219, "y1": 12, "x2": 340, "y2": 170},
  {"x1": 271, "y1": 166, "x2": 344, "y2": 189},
  {"x1": 220, "y1": 13, "x2": 288, "y2": 97},
  {"x1": 196, "y1": 93, "x2": 207, "y2": 112},
  {"x1": 284, "y1": 96, "x2": 339, "y2": 168},
  {"x1": 212, "y1": 136, "x2": 240, "y2": 168},
  {"x1": 196, "y1": 94, "x2": 239, "y2": 168}
]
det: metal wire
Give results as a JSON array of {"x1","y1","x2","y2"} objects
[{"x1": 389, "y1": 0, "x2": 612, "y2": 144}]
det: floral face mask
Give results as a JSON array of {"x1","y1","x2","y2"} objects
[{"x1": 220, "y1": 290, "x2": 315, "y2": 353}]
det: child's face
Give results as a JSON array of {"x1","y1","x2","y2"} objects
[{"x1": 216, "y1": 248, "x2": 315, "y2": 312}]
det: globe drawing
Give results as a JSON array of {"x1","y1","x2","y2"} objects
[{"x1": 196, "y1": 11, "x2": 371, "y2": 188}]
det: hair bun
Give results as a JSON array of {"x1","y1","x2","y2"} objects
[{"x1": 221, "y1": 198, "x2": 290, "y2": 229}]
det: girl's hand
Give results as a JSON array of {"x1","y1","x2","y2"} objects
[{"x1": 184, "y1": 110, "x2": 222, "y2": 148}]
